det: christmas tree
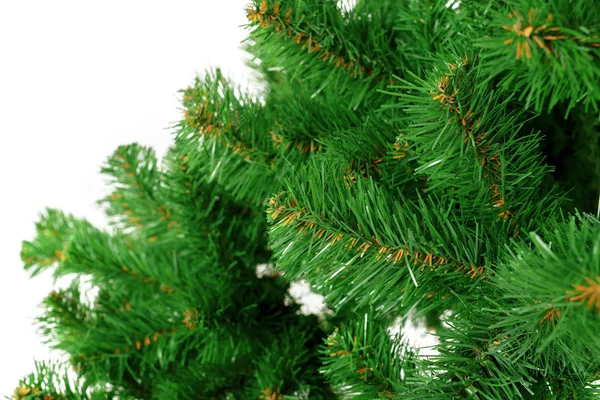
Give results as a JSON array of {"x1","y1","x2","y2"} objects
[{"x1": 12, "y1": 0, "x2": 600, "y2": 398}]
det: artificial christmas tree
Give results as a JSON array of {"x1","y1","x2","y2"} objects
[{"x1": 12, "y1": 0, "x2": 600, "y2": 398}]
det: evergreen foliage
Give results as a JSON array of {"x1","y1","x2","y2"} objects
[{"x1": 11, "y1": 0, "x2": 600, "y2": 398}]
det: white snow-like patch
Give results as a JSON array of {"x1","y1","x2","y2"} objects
[{"x1": 337, "y1": 0, "x2": 357, "y2": 13}]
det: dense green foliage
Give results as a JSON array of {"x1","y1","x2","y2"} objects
[{"x1": 11, "y1": 0, "x2": 600, "y2": 398}]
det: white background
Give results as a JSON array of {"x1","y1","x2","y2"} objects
[
  {"x1": 0, "y1": 1, "x2": 255, "y2": 393},
  {"x1": 0, "y1": 1, "x2": 433, "y2": 396}
]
